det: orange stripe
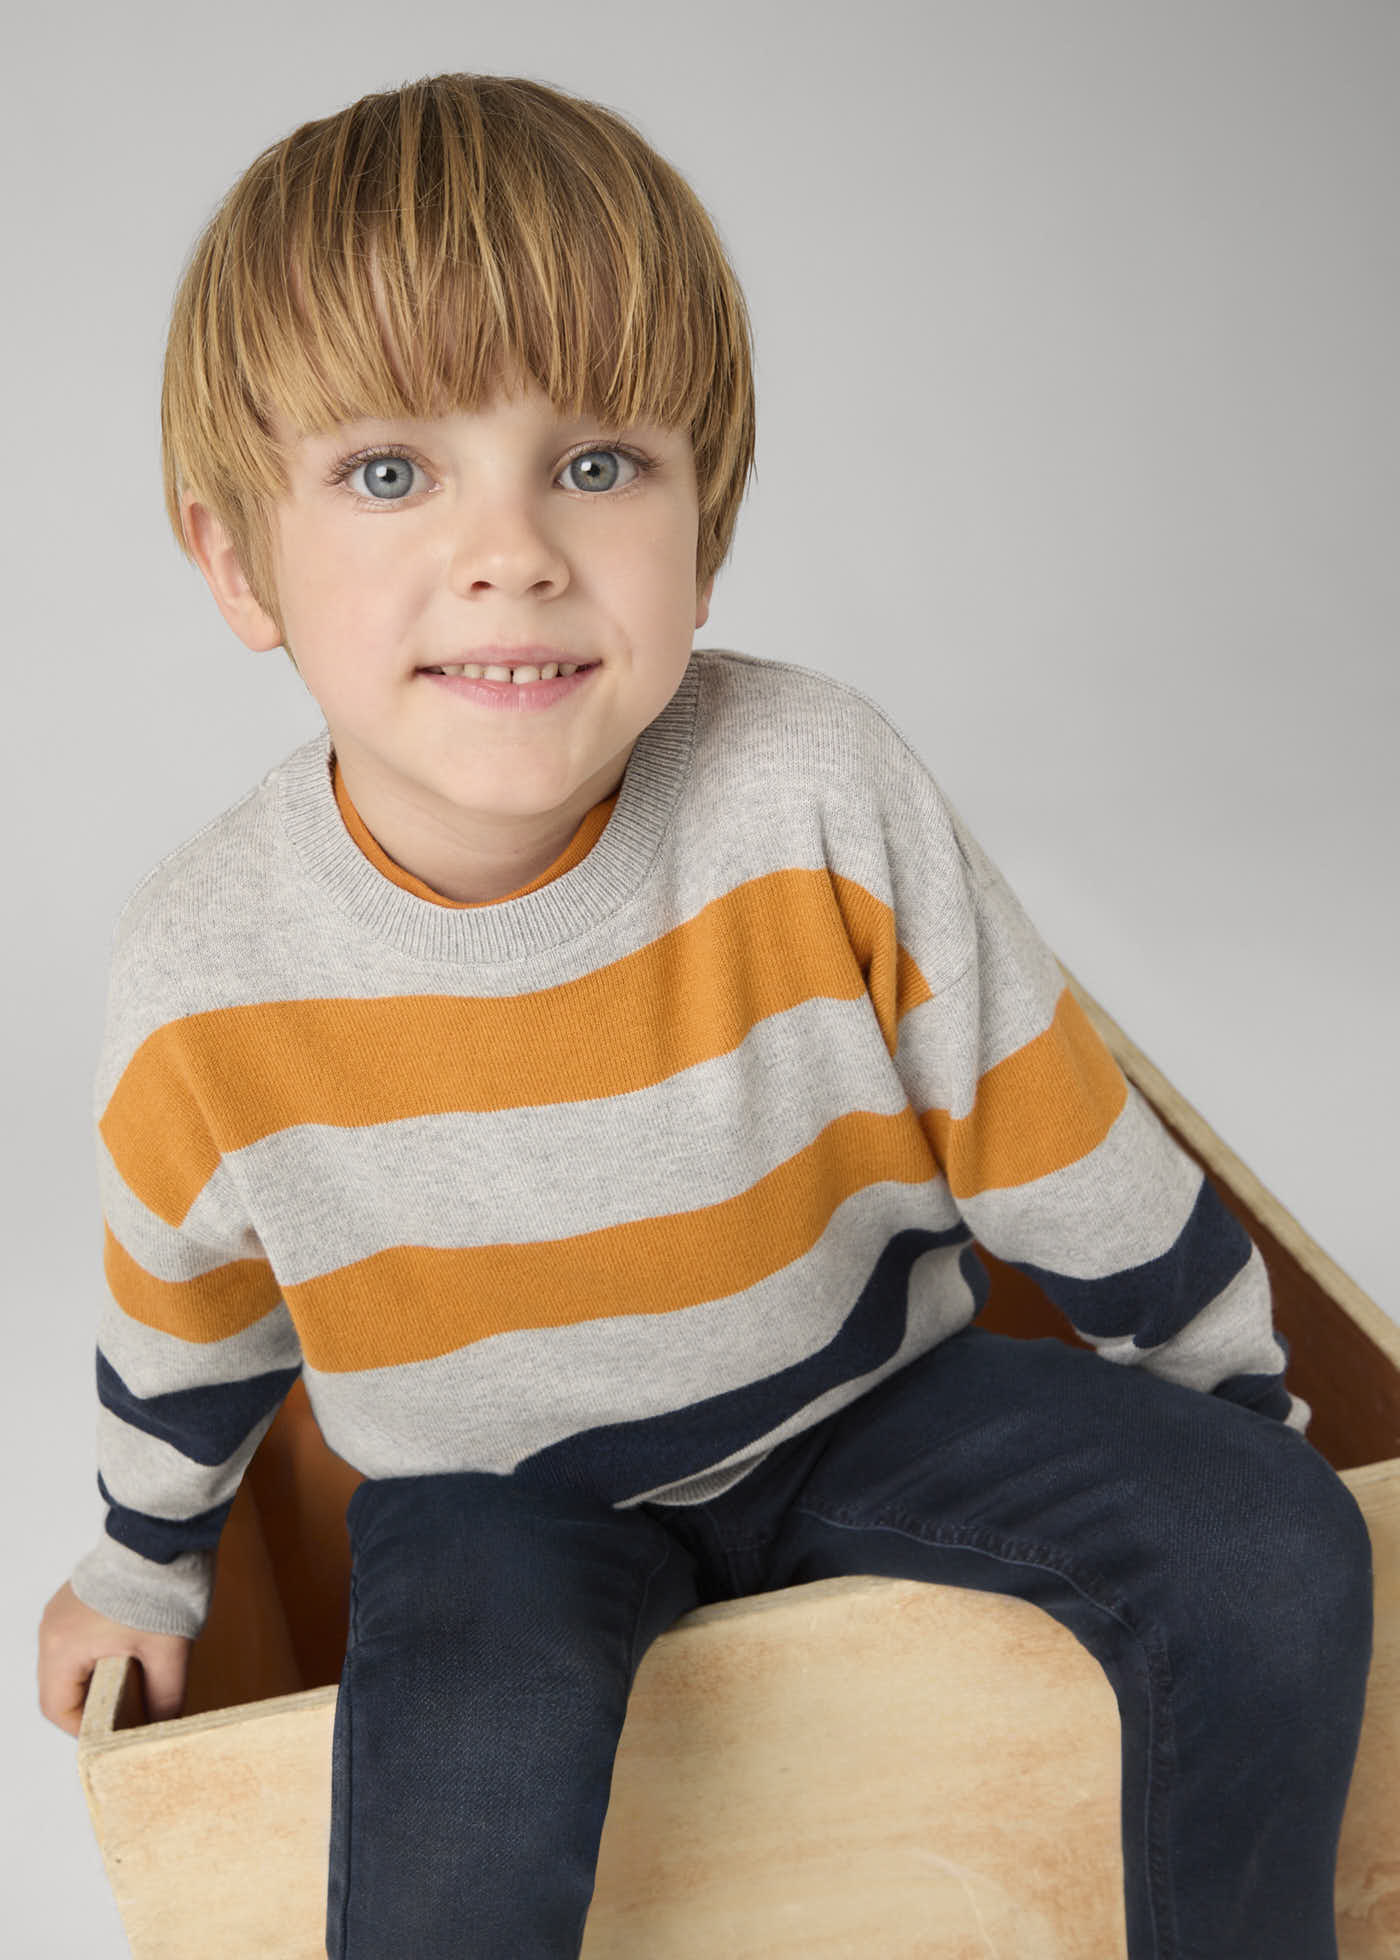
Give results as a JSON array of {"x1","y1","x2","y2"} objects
[
  {"x1": 104, "y1": 1225, "x2": 283, "y2": 1343},
  {"x1": 100, "y1": 870, "x2": 932, "y2": 1225},
  {"x1": 922, "y1": 985, "x2": 1127, "y2": 1198},
  {"x1": 284, "y1": 1106, "x2": 939, "y2": 1371}
]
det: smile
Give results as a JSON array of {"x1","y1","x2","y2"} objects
[
  {"x1": 415, "y1": 663, "x2": 601, "y2": 712},
  {"x1": 419, "y1": 661, "x2": 594, "y2": 684}
]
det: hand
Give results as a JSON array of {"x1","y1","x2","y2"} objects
[{"x1": 38, "y1": 1581, "x2": 192, "y2": 1737}]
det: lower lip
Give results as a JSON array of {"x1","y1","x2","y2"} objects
[{"x1": 418, "y1": 665, "x2": 599, "y2": 712}]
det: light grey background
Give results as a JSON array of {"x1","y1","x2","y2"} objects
[{"x1": 4, "y1": 2, "x2": 1395, "y2": 1951}]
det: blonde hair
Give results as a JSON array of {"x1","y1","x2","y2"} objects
[{"x1": 161, "y1": 73, "x2": 756, "y2": 629}]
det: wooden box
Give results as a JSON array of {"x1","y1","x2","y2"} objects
[{"x1": 78, "y1": 979, "x2": 1400, "y2": 1958}]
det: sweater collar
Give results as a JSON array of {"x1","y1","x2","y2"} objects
[
  {"x1": 276, "y1": 652, "x2": 701, "y2": 965},
  {"x1": 330, "y1": 754, "x2": 618, "y2": 909}
]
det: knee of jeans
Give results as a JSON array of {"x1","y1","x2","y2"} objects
[
  {"x1": 1292, "y1": 1447, "x2": 1373, "y2": 1619},
  {"x1": 1205, "y1": 1434, "x2": 1374, "y2": 1692}
]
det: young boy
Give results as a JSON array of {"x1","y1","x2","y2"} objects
[{"x1": 38, "y1": 72, "x2": 1372, "y2": 1959}]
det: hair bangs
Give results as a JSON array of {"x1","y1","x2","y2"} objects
[{"x1": 162, "y1": 74, "x2": 756, "y2": 623}]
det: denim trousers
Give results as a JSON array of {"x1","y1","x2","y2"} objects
[{"x1": 324, "y1": 1328, "x2": 1374, "y2": 1959}]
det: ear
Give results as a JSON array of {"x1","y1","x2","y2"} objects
[
  {"x1": 181, "y1": 496, "x2": 283, "y2": 652},
  {"x1": 695, "y1": 572, "x2": 716, "y2": 630}
]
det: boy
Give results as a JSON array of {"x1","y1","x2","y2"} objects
[{"x1": 38, "y1": 72, "x2": 1371, "y2": 1959}]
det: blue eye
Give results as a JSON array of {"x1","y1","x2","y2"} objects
[
  {"x1": 562, "y1": 448, "x2": 639, "y2": 493},
  {"x1": 349, "y1": 454, "x2": 422, "y2": 500}
]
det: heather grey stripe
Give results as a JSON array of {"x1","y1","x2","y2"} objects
[
  {"x1": 302, "y1": 1196, "x2": 978, "y2": 1479},
  {"x1": 70, "y1": 1539, "x2": 215, "y2": 1639},
  {"x1": 956, "y1": 1088, "x2": 1204, "y2": 1275},
  {"x1": 202, "y1": 998, "x2": 943, "y2": 1283},
  {"x1": 894, "y1": 948, "x2": 1079, "y2": 1122},
  {"x1": 99, "y1": 1135, "x2": 266, "y2": 1282},
  {"x1": 96, "y1": 1404, "x2": 280, "y2": 1521},
  {"x1": 94, "y1": 1298, "x2": 300, "y2": 1399},
  {"x1": 1088, "y1": 1246, "x2": 1287, "y2": 1388}
]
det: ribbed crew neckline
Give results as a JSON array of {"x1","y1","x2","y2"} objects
[
  {"x1": 277, "y1": 652, "x2": 703, "y2": 965},
  {"x1": 331, "y1": 756, "x2": 618, "y2": 910}
]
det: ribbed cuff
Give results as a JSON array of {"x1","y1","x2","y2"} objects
[{"x1": 69, "y1": 1537, "x2": 214, "y2": 1640}]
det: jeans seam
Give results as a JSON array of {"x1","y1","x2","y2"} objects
[
  {"x1": 663, "y1": 1495, "x2": 777, "y2": 1594},
  {"x1": 793, "y1": 1503, "x2": 1179, "y2": 1960},
  {"x1": 625, "y1": 1526, "x2": 686, "y2": 1682},
  {"x1": 559, "y1": 1527, "x2": 685, "y2": 1960},
  {"x1": 334, "y1": 1563, "x2": 360, "y2": 1960}
]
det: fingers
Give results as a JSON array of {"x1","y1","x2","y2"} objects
[
  {"x1": 44, "y1": 1662, "x2": 92, "y2": 1739},
  {"x1": 136, "y1": 1641, "x2": 191, "y2": 1724},
  {"x1": 37, "y1": 1584, "x2": 193, "y2": 1738},
  {"x1": 39, "y1": 1641, "x2": 189, "y2": 1735},
  {"x1": 37, "y1": 1587, "x2": 107, "y2": 1738}
]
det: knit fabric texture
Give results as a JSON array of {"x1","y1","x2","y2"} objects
[{"x1": 70, "y1": 649, "x2": 1302, "y2": 1636}]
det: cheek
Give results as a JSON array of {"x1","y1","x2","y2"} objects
[
  {"x1": 621, "y1": 512, "x2": 702, "y2": 622},
  {"x1": 282, "y1": 535, "x2": 409, "y2": 652}
]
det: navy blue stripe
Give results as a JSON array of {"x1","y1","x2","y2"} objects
[
  {"x1": 516, "y1": 1225, "x2": 976, "y2": 1501},
  {"x1": 1012, "y1": 1177, "x2": 1255, "y2": 1346},
  {"x1": 1210, "y1": 1332, "x2": 1294, "y2": 1423},
  {"x1": 97, "y1": 1473, "x2": 234, "y2": 1564},
  {"x1": 97, "y1": 1350, "x2": 301, "y2": 1467},
  {"x1": 1210, "y1": 1372, "x2": 1293, "y2": 1423}
]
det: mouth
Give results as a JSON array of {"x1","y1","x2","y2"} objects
[
  {"x1": 414, "y1": 657, "x2": 602, "y2": 712},
  {"x1": 416, "y1": 658, "x2": 599, "y2": 686}
]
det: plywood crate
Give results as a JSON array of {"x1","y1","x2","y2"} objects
[{"x1": 78, "y1": 978, "x2": 1400, "y2": 1958}]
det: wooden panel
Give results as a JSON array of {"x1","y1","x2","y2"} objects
[
  {"x1": 81, "y1": 1687, "x2": 337, "y2": 1960},
  {"x1": 180, "y1": 1461, "x2": 303, "y2": 1718},
  {"x1": 78, "y1": 1460, "x2": 1400, "y2": 1960},
  {"x1": 583, "y1": 1578, "x2": 1126, "y2": 1959},
  {"x1": 173, "y1": 1382, "x2": 362, "y2": 1714},
  {"x1": 240, "y1": 1383, "x2": 363, "y2": 1689}
]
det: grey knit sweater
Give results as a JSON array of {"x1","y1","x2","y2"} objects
[{"x1": 71, "y1": 649, "x2": 1301, "y2": 1636}]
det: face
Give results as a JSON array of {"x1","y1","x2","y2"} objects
[{"x1": 185, "y1": 373, "x2": 714, "y2": 900}]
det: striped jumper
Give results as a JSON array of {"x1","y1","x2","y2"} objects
[{"x1": 71, "y1": 649, "x2": 1300, "y2": 1635}]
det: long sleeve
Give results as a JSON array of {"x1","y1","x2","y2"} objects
[
  {"x1": 69, "y1": 968, "x2": 303, "y2": 1637},
  {"x1": 866, "y1": 714, "x2": 1304, "y2": 1432}
]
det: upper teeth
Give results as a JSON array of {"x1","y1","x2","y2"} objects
[{"x1": 431, "y1": 661, "x2": 582, "y2": 683}]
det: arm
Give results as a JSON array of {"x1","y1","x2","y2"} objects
[
  {"x1": 66, "y1": 1128, "x2": 303, "y2": 1635},
  {"x1": 862, "y1": 716, "x2": 1301, "y2": 1428},
  {"x1": 63, "y1": 914, "x2": 304, "y2": 1643},
  {"x1": 927, "y1": 919, "x2": 1301, "y2": 1427}
]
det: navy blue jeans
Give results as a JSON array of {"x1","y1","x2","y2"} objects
[{"x1": 325, "y1": 1329, "x2": 1373, "y2": 1958}]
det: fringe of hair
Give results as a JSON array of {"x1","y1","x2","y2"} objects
[{"x1": 161, "y1": 74, "x2": 756, "y2": 625}]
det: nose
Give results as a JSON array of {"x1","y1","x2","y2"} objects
[{"x1": 445, "y1": 488, "x2": 570, "y2": 600}]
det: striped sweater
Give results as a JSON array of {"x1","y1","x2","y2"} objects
[{"x1": 70, "y1": 649, "x2": 1302, "y2": 1637}]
